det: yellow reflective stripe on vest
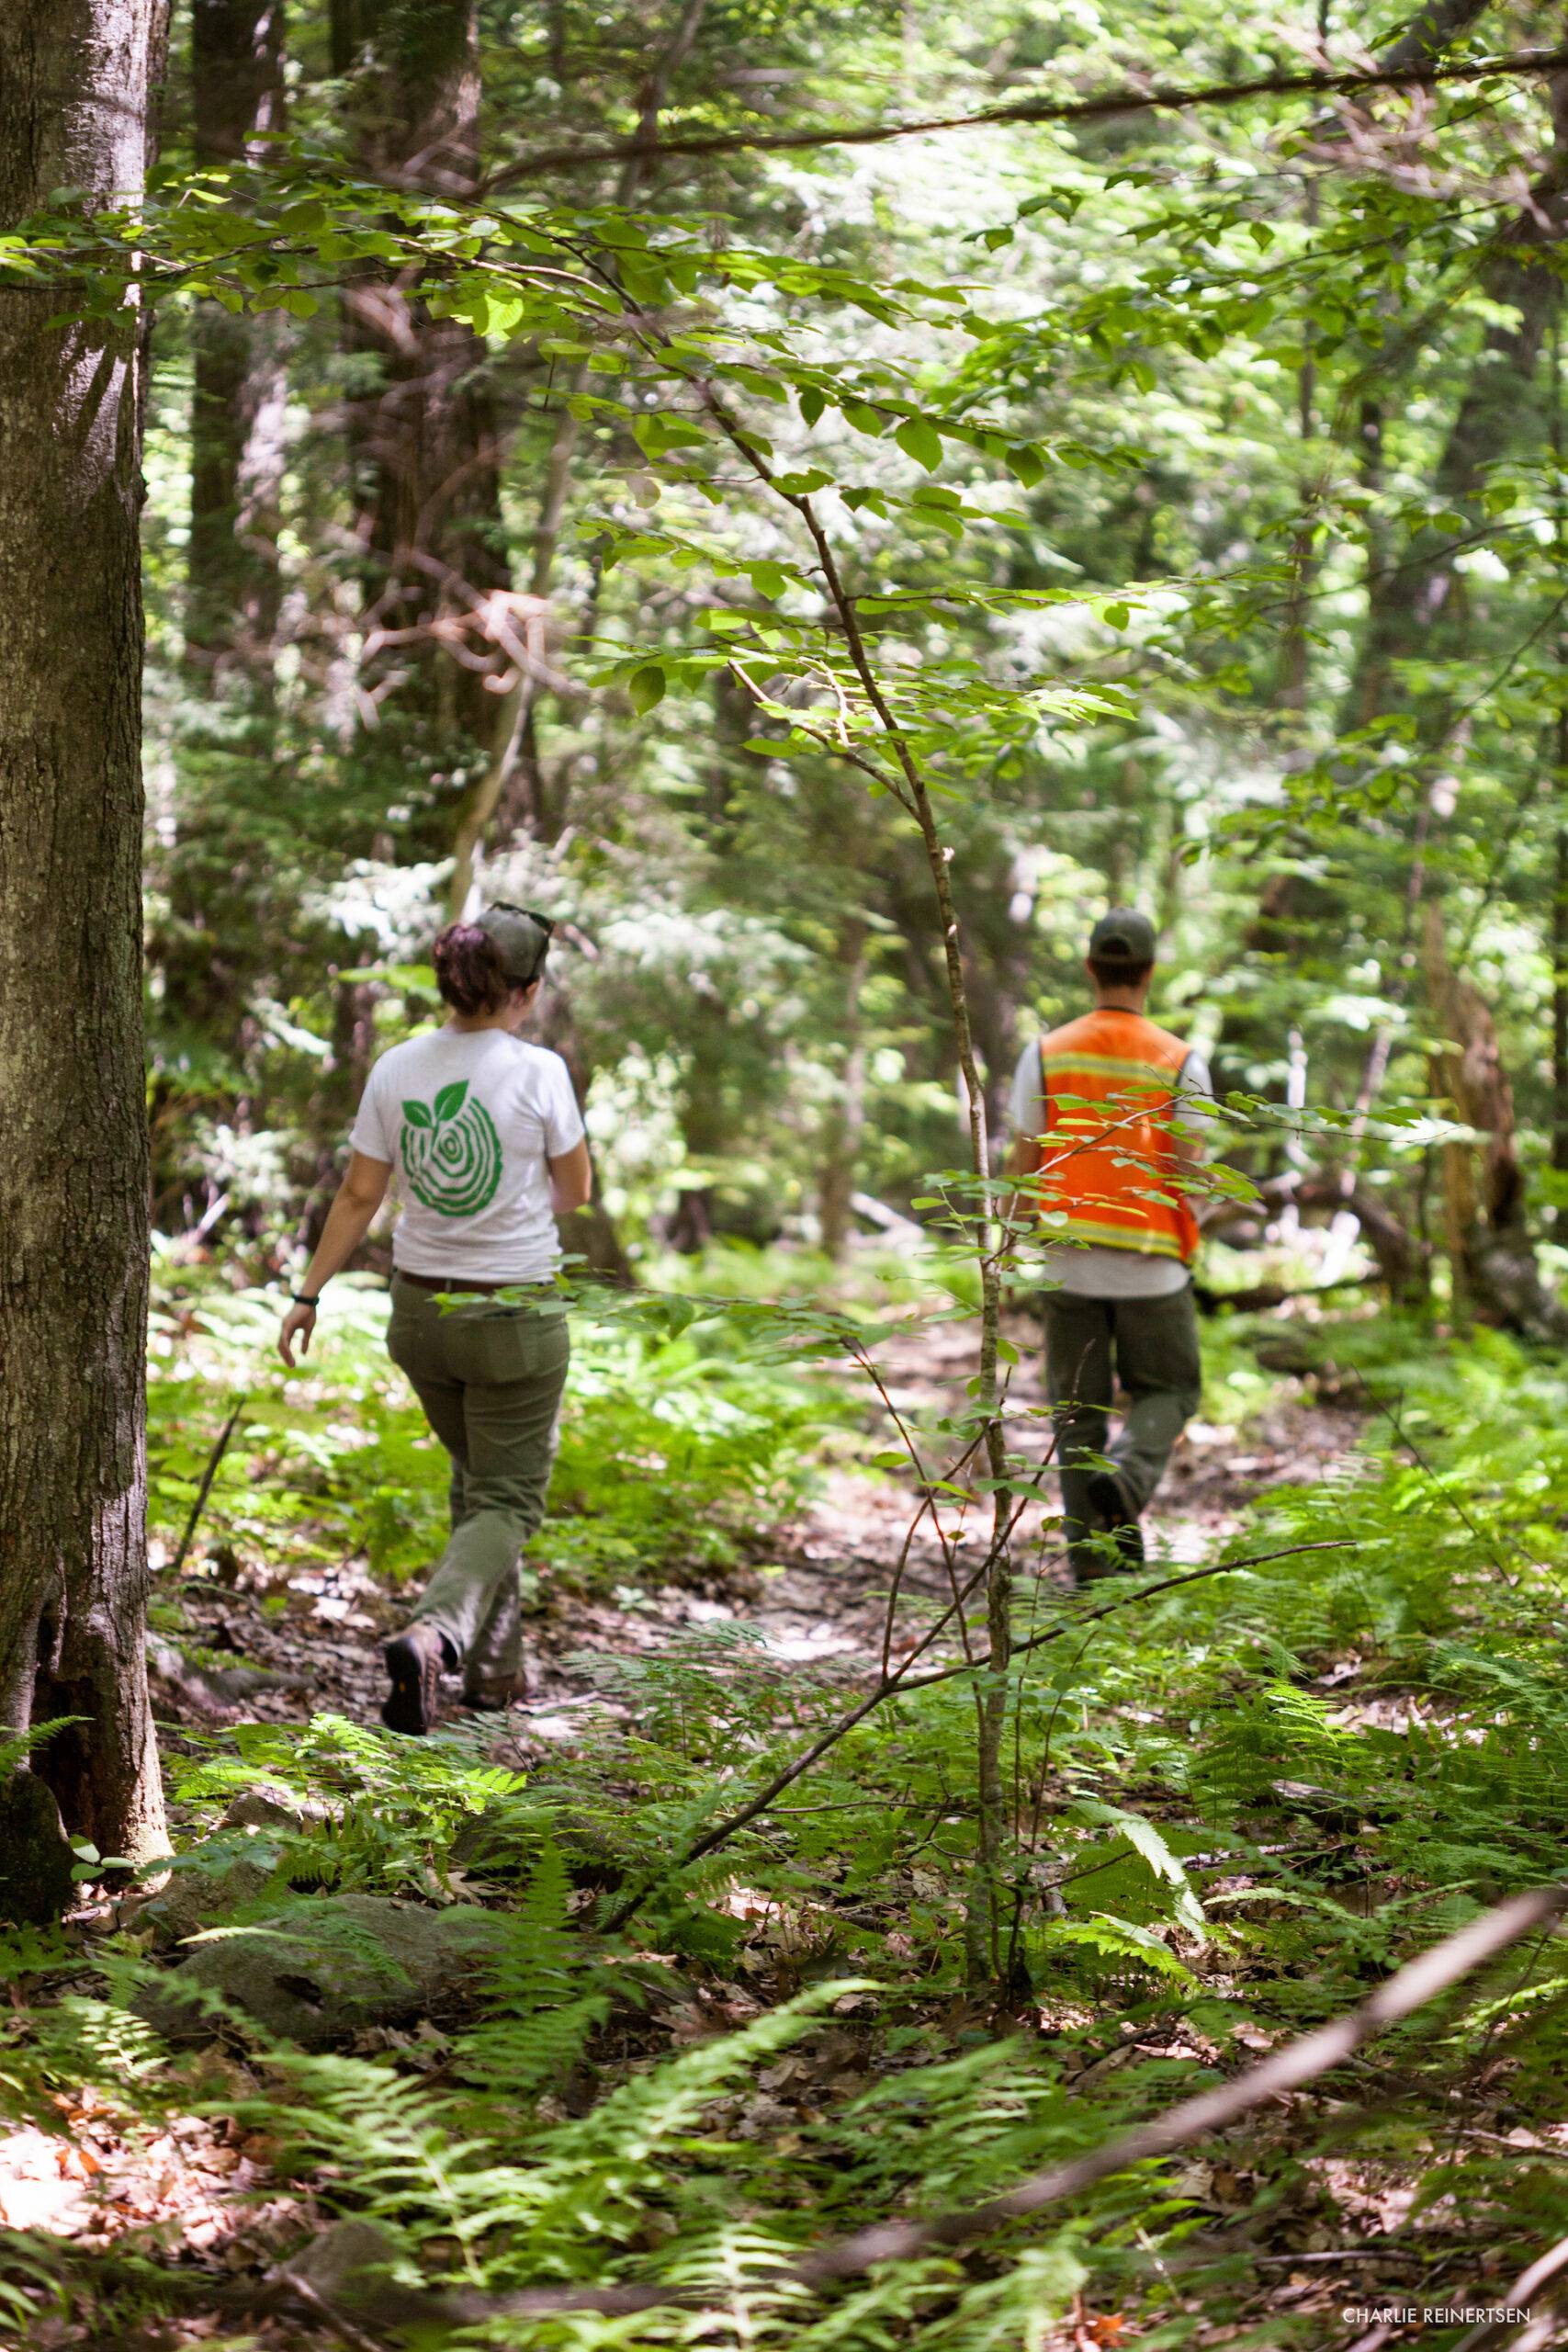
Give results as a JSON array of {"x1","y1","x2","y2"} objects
[
  {"x1": 1040, "y1": 1053, "x2": 1180, "y2": 1089},
  {"x1": 1032, "y1": 1013, "x2": 1200, "y2": 1265},
  {"x1": 1047, "y1": 1215, "x2": 1186, "y2": 1258}
]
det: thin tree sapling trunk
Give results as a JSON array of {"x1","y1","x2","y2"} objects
[
  {"x1": 818, "y1": 920, "x2": 870, "y2": 1261},
  {"x1": 1554, "y1": 814, "x2": 1568, "y2": 1180},
  {"x1": 1552, "y1": 322, "x2": 1568, "y2": 1181},
  {"x1": 0, "y1": 0, "x2": 170, "y2": 1917}
]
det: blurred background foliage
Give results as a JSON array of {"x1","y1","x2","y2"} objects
[{"x1": 136, "y1": 0, "x2": 1568, "y2": 1325}]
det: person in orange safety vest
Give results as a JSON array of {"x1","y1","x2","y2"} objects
[{"x1": 1005, "y1": 909, "x2": 1213, "y2": 1583}]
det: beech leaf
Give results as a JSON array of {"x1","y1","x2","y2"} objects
[{"x1": 895, "y1": 418, "x2": 943, "y2": 472}]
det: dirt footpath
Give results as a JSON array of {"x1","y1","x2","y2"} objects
[{"x1": 156, "y1": 1312, "x2": 1353, "y2": 1750}]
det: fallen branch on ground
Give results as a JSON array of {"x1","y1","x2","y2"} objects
[
  {"x1": 1454, "y1": 2230, "x2": 1568, "y2": 2350},
  {"x1": 254, "y1": 1882, "x2": 1568, "y2": 2330}
]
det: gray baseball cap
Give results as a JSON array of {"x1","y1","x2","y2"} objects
[
  {"x1": 475, "y1": 902, "x2": 554, "y2": 986},
  {"x1": 1089, "y1": 907, "x2": 1156, "y2": 965}
]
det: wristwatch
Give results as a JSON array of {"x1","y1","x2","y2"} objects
[{"x1": 290, "y1": 1292, "x2": 320, "y2": 1308}]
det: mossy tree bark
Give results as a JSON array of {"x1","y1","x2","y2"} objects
[
  {"x1": 1422, "y1": 906, "x2": 1568, "y2": 1343},
  {"x1": 0, "y1": 0, "x2": 170, "y2": 1912}
]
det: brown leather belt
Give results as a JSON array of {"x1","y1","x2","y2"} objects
[{"x1": 395, "y1": 1270, "x2": 518, "y2": 1294}]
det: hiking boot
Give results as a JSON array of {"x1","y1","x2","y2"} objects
[
  {"x1": 381, "y1": 1623, "x2": 448, "y2": 1736},
  {"x1": 1085, "y1": 1470, "x2": 1145, "y2": 1572}
]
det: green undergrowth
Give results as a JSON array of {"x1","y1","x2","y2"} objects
[
  {"x1": 147, "y1": 1265, "x2": 843, "y2": 1610},
  {"x1": 7, "y1": 1302, "x2": 1568, "y2": 2345}
]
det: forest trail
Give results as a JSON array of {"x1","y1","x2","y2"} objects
[
  {"x1": 162, "y1": 1310, "x2": 1359, "y2": 1747},
  {"x1": 34, "y1": 1315, "x2": 1565, "y2": 2348},
  {"x1": 16, "y1": 4, "x2": 1568, "y2": 2338}
]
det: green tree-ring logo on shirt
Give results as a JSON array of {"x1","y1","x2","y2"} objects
[{"x1": 400, "y1": 1080, "x2": 502, "y2": 1217}]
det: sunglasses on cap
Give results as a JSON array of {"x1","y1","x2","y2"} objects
[
  {"x1": 488, "y1": 904, "x2": 556, "y2": 935},
  {"x1": 484, "y1": 903, "x2": 557, "y2": 985}
]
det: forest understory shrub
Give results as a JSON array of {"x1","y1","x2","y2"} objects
[
  {"x1": 146, "y1": 1271, "x2": 842, "y2": 1622},
  {"x1": 7, "y1": 1305, "x2": 1568, "y2": 2345}
]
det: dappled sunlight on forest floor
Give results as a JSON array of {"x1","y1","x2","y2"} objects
[
  {"x1": 18, "y1": 1287, "x2": 1568, "y2": 2347},
  {"x1": 154, "y1": 1309, "x2": 1356, "y2": 1747}
]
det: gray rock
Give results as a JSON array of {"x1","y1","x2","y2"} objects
[
  {"x1": 218, "y1": 1781, "x2": 309, "y2": 1833},
  {"x1": 129, "y1": 1783, "x2": 344, "y2": 1945},
  {"x1": 135, "y1": 1892, "x2": 510, "y2": 2049},
  {"x1": 0, "y1": 1772, "x2": 74, "y2": 1926},
  {"x1": 130, "y1": 1838, "x2": 285, "y2": 1946},
  {"x1": 279, "y1": 2219, "x2": 413, "y2": 2324},
  {"x1": 271, "y1": 2217, "x2": 492, "y2": 2333},
  {"x1": 453, "y1": 1799, "x2": 627, "y2": 1887},
  {"x1": 146, "y1": 1640, "x2": 305, "y2": 1718}
]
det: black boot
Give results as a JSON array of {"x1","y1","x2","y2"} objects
[
  {"x1": 1085, "y1": 1470, "x2": 1145, "y2": 1571},
  {"x1": 381, "y1": 1623, "x2": 448, "y2": 1736}
]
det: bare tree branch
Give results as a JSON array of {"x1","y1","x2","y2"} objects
[
  {"x1": 259, "y1": 1882, "x2": 1567, "y2": 2329},
  {"x1": 486, "y1": 41, "x2": 1568, "y2": 190},
  {"x1": 1455, "y1": 2230, "x2": 1568, "y2": 2348},
  {"x1": 1378, "y1": 0, "x2": 1495, "y2": 78}
]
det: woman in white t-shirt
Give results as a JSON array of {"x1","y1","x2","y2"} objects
[{"x1": 277, "y1": 906, "x2": 592, "y2": 1734}]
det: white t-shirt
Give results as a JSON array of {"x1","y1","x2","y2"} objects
[
  {"x1": 1009, "y1": 1034, "x2": 1214, "y2": 1300},
  {"x1": 349, "y1": 1027, "x2": 586, "y2": 1281}
]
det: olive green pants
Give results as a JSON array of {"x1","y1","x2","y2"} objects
[
  {"x1": 1043, "y1": 1284, "x2": 1201, "y2": 1579},
  {"x1": 386, "y1": 1275, "x2": 570, "y2": 1690}
]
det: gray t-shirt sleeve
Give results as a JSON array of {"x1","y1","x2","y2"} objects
[
  {"x1": 1175, "y1": 1049, "x2": 1215, "y2": 1148},
  {"x1": 1010, "y1": 1038, "x2": 1043, "y2": 1137},
  {"x1": 347, "y1": 1059, "x2": 395, "y2": 1163},
  {"x1": 540, "y1": 1053, "x2": 587, "y2": 1157}
]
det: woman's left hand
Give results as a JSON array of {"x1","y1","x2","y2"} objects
[{"x1": 278, "y1": 1302, "x2": 318, "y2": 1368}]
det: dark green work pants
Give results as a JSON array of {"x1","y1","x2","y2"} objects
[
  {"x1": 386, "y1": 1274, "x2": 570, "y2": 1690},
  {"x1": 1043, "y1": 1283, "x2": 1201, "y2": 1580}
]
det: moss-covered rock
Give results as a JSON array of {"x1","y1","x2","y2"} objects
[
  {"x1": 134, "y1": 1892, "x2": 510, "y2": 2049},
  {"x1": 0, "y1": 1772, "x2": 74, "y2": 1925}
]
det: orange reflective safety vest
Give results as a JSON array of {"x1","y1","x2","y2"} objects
[{"x1": 1032, "y1": 1009, "x2": 1201, "y2": 1264}]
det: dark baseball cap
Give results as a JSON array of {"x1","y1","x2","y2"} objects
[
  {"x1": 1089, "y1": 908, "x2": 1156, "y2": 965},
  {"x1": 474, "y1": 902, "x2": 554, "y2": 985}
]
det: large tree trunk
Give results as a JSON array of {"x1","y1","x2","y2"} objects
[
  {"x1": 187, "y1": 0, "x2": 288, "y2": 673},
  {"x1": 0, "y1": 0, "x2": 169, "y2": 1917},
  {"x1": 333, "y1": 0, "x2": 511, "y2": 783},
  {"x1": 1422, "y1": 906, "x2": 1568, "y2": 1342},
  {"x1": 1287, "y1": 64, "x2": 1568, "y2": 1309},
  {"x1": 162, "y1": 0, "x2": 290, "y2": 1063},
  {"x1": 1347, "y1": 64, "x2": 1568, "y2": 724},
  {"x1": 446, "y1": 0, "x2": 709, "y2": 910}
]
